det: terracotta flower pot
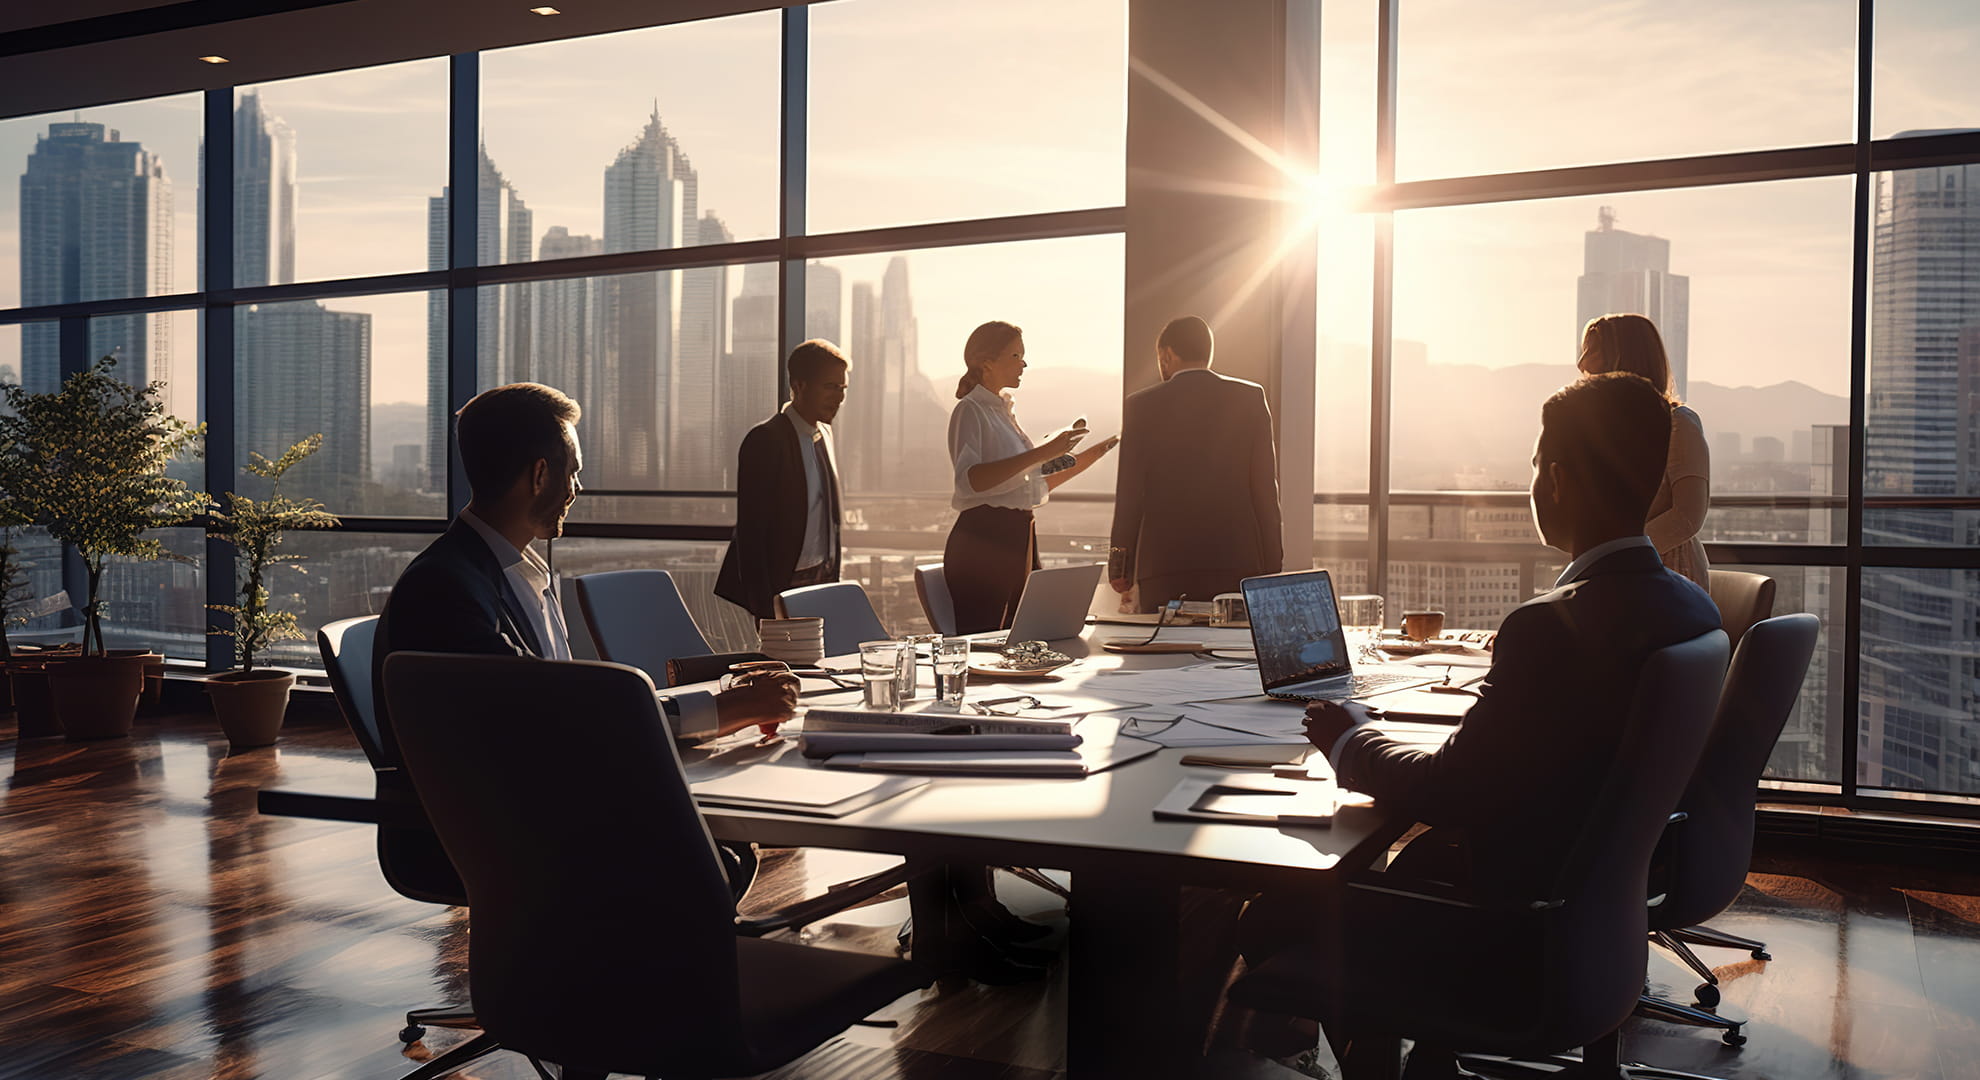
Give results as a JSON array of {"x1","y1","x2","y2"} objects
[
  {"x1": 48, "y1": 650, "x2": 155, "y2": 740},
  {"x1": 207, "y1": 669, "x2": 295, "y2": 751}
]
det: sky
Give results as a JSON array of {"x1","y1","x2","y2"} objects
[{"x1": 1, "y1": 0, "x2": 1974, "y2": 459}]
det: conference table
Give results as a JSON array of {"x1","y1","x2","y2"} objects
[{"x1": 261, "y1": 624, "x2": 1468, "y2": 1079}]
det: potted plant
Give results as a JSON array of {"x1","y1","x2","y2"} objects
[
  {"x1": 206, "y1": 434, "x2": 339, "y2": 751},
  {"x1": 0, "y1": 357, "x2": 205, "y2": 739}
]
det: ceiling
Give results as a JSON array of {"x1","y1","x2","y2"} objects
[{"x1": 0, "y1": 0, "x2": 781, "y2": 121}]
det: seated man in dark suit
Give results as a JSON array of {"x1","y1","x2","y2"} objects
[
  {"x1": 373, "y1": 382, "x2": 796, "y2": 769},
  {"x1": 1234, "y1": 373, "x2": 1721, "y2": 1071}
]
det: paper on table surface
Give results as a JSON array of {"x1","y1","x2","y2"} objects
[{"x1": 1085, "y1": 662, "x2": 1265, "y2": 706}]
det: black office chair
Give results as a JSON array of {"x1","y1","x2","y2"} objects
[
  {"x1": 1229, "y1": 630, "x2": 1730, "y2": 1080},
  {"x1": 1638, "y1": 613, "x2": 1820, "y2": 1044},
  {"x1": 384, "y1": 651, "x2": 933, "y2": 1079},
  {"x1": 316, "y1": 615, "x2": 495, "y2": 1079}
]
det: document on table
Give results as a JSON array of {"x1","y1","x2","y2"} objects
[
  {"x1": 1086, "y1": 661, "x2": 1265, "y2": 706},
  {"x1": 689, "y1": 766, "x2": 927, "y2": 817},
  {"x1": 1154, "y1": 771, "x2": 1338, "y2": 827}
]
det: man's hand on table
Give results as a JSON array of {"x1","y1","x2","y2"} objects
[
  {"x1": 1301, "y1": 700, "x2": 1382, "y2": 756},
  {"x1": 712, "y1": 671, "x2": 800, "y2": 738}
]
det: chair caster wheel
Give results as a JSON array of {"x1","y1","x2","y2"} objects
[
  {"x1": 1693, "y1": 983, "x2": 1720, "y2": 1008},
  {"x1": 399, "y1": 1024, "x2": 425, "y2": 1045},
  {"x1": 1751, "y1": 949, "x2": 1771, "y2": 961},
  {"x1": 1722, "y1": 1029, "x2": 1746, "y2": 1048}
]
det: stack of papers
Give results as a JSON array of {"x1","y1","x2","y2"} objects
[
  {"x1": 689, "y1": 767, "x2": 926, "y2": 818},
  {"x1": 817, "y1": 715, "x2": 1160, "y2": 778}
]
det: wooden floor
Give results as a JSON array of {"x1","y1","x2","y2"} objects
[{"x1": 4, "y1": 700, "x2": 1979, "y2": 1080}]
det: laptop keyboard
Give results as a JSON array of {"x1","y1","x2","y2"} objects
[{"x1": 1270, "y1": 670, "x2": 1429, "y2": 702}]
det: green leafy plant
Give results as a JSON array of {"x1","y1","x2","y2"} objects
[
  {"x1": 206, "y1": 435, "x2": 340, "y2": 672},
  {"x1": 0, "y1": 357, "x2": 205, "y2": 657},
  {"x1": 0, "y1": 522, "x2": 36, "y2": 662}
]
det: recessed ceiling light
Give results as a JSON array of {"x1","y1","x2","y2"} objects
[
  {"x1": 198, "y1": 55, "x2": 230, "y2": 64},
  {"x1": 529, "y1": 6, "x2": 561, "y2": 13}
]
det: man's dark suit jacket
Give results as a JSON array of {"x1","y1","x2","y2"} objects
[
  {"x1": 370, "y1": 516, "x2": 545, "y2": 771},
  {"x1": 1109, "y1": 368, "x2": 1283, "y2": 609},
  {"x1": 716, "y1": 412, "x2": 839, "y2": 619},
  {"x1": 1328, "y1": 542, "x2": 1721, "y2": 903}
]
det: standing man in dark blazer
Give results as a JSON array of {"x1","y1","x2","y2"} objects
[
  {"x1": 1109, "y1": 315, "x2": 1283, "y2": 611},
  {"x1": 717, "y1": 340, "x2": 849, "y2": 620}
]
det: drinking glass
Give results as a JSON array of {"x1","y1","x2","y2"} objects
[
  {"x1": 1339, "y1": 594, "x2": 1384, "y2": 633},
  {"x1": 933, "y1": 638, "x2": 970, "y2": 704},
  {"x1": 860, "y1": 640, "x2": 906, "y2": 711}
]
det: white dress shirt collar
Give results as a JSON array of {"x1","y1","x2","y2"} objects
[
  {"x1": 459, "y1": 507, "x2": 571, "y2": 660},
  {"x1": 783, "y1": 401, "x2": 821, "y2": 441},
  {"x1": 1556, "y1": 534, "x2": 1654, "y2": 588}
]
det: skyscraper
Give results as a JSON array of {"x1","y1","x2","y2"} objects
[
  {"x1": 598, "y1": 108, "x2": 698, "y2": 488},
  {"x1": 231, "y1": 91, "x2": 296, "y2": 289},
  {"x1": 19, "y1": 121, "x2": 173, "y2": 392},
  {"x1": 424, "y1": 145, "x2": 533, "y2": 491},
  {"x1": 532, "y1": 225, "x2": 603, "y2": 420},
  {"x1": 236, "y1": 300, "x2": 371, "y2": 501},
  {"x1": 673, "y1": 212, "x2": 730, "y2": 487},
  {"x1": 806, "y1": 261, "x2": 843, "y2": 347},
  {"x1": 1576, "y1": 206, "x2": 1690, "y2": 398},
  {"x1": 1859, "y1": 151, "x2": 1980, "y2": 793},
  {"x1": 227, "y1": 96, "x2": 374, "y2": 507},
  {"x1": 727, "y1": 262, "x2": 779, "y2": 483}
]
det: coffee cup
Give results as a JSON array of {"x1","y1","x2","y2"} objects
[
  {"x1": 1402, "y1": 610, "x2": 1446, "y2": 642},
  {"x1": 1211, "y1": 593, "x2": 1248, "y2": 626}
]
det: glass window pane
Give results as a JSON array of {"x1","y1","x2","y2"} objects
[
  {"x1": 1859, "y1": 568, "x2": 1980, "y2": 794},
  {"x1": 90, "y1": 309, "x2": 203, "y2": 659},
  {"x1": 255, "y1": 532, "x2": 432, "y2": 670},
  {"x1": 479, "y1": 13, "x2": 780, "y2": 265},
  {"x1": 1874, "y1": 1, "x2": 1980, "y2": 140},
  {"x1": 1390, "y1": 178, "x2": 1854, "y2": 572},
  {"x1": 546, "y1": 537, "x2": 755, "y2": 654},
  {"x1": 236, "y1": 290, "x2": 442, "y2": 518},
  {"x1": 1865, "y1": 165, "x2": 1980, "y2": 548},
  {"x1": 1732, "y1": 565, "x2": 1847, "y2": 785},
  {"x1": 0, "y1": 94, "x2": 200, "y2": 316},
  {"x1": 803, "y1": 235, "x2": 1124, "y2": 632},
  {"x1": 233, "y1": 60, "x2": 447, "y2": 285},
  {"x1": 479, "y1": 263, "x2": 774, "y2": 493},
  {"x1": 1394, "y1": 0, "x2": 1855, "y2": 180},
  {"x1": 807, "y1": 0, "x2": 1126, "y2": 233}
]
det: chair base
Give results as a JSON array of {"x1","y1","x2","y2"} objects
[
  {"x1": 401, "y1": 1030, "x2": 502, "y2": 1080},
  {"x1": 1666, "y1": 923, "x2": 1769, "y2": 961},
  {"x1": 1635, "y1": 994, "x2": 1746, "y2": 1047},
  {"x1": 401, "y1": 1004, "x2": 477, "y2": 1044}
]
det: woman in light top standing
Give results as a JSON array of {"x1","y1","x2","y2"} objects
[
  {"x1": 945, "y1": 320, "x2": 1120, "y2": 634},
  {"x1": 1577, "y1": 313, "x2": 1711, "y2": 590}
]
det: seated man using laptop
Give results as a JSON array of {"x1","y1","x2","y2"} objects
[{"x1": 1230, "y1": 373, "x2": 1719, "y2": 1072}]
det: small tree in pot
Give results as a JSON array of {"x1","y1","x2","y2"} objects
[
  {"x1": 206, "y1": 434, "x2": 339, "y2": 751},
  {"x1": 0, "y1": 357, "x2": 205, "y2": 738}
]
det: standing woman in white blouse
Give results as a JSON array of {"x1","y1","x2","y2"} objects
[
  {"x1": 945, "y1": 320, "x2": 1120, "y2": 634},
  {"x1": 1577, "y1": 313, "x2": 1712, "y2": 590}
]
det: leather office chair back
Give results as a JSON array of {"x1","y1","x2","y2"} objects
[
  {"x1": 318, "y1": 615, "x2": 385, "y2": 764},
  {"x1": 914, "y1": 562, "x2": 959, "y2": 637},
  {"x1": 385, "y1": 652, "x2": 752, "y2": 1069},
  {"x1": 319, "y1": 614, "x2": 465, "y2": 906},
  {"x1": 776, "y1": 581, "x2": 891, "y2": 656},
  {"x1": 1525, "y1": 628, "x2": 1729, "y2": 1047},
  {"x1": 573, "y1": 569, "x2": 713, "y2": 684},
  {"x1": 1707, "y1": 569, "x2": 1776, "y2": 648},
  {"x1": 1656, "y1": 614, "x2": 1819, "y2": 930}
]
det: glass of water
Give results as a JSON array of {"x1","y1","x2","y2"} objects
[
  {"x1": 860, "y1": 640, "x2": 907, "y2": 711},
  {"x1": 933, "y1": 637, "x2": 970, "y2": 704}
]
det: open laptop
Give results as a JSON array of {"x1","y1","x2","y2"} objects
[
  {"x1": 968, "y1": 563, "x2": 1106, "y2": 649},
  {"x1": 1240, "y1": 569, "x2": 1438, "y2": 702}
]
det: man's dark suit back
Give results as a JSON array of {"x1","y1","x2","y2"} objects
[
  {"x1": 370, "y1": 518, "x2": 540, "y2": 770},
  {"x1": 1331, "y1": 544, "x2": 1721, "y2": 902},
  {"x1": 1110, "y1": 368, "x2": 1283, "y2": 607},
  {"x1": 716, "y1": 412, "x2": 834, "y2": 619}
]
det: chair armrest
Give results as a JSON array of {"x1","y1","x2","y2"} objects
[
  {"x1": 735, "y1": 860, "x2": 926, "y2": 937},
  {"x1": 257, "y1": 788, "x2": 383, "y2": 824},
  {"x1": 667, "y1": 651, "x2": 775, "y2": 688},
  {"x1": 256, "y1": 786, "x2": 432, "y2": 829}
]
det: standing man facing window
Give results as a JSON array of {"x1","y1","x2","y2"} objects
[
  {"x1": 1109, "y1": 315, "x2": 1283, "y2": 610},
  {"x1": 718, "y1": 340, "x2": 849, "y2": 620}
]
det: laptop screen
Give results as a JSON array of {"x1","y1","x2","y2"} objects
[{"x1": 1241, "y1": 570, "x2": 1352, "y2": 691}]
